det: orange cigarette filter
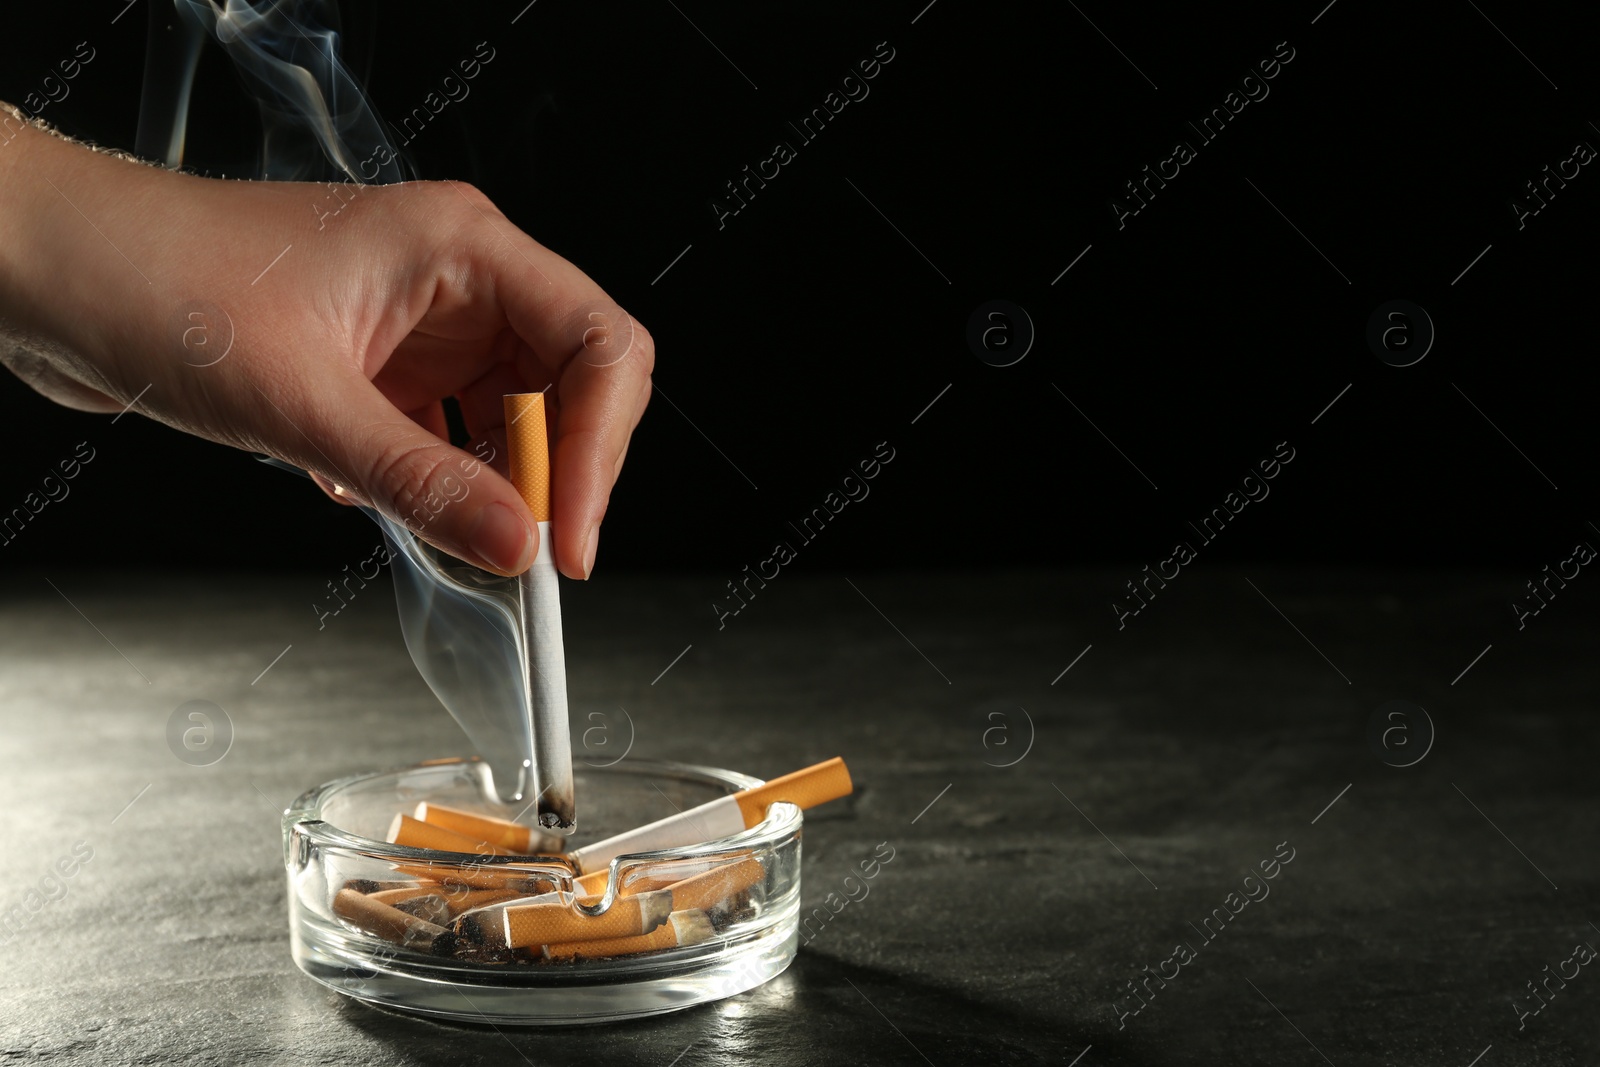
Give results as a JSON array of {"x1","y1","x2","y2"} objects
[
  {"x1": 388, "y1": 813, "x2": 513, "y2": 856},
  {"x1": 502, "y1": 888, "x2": 672, "y2": 949},
  {"x1": 503, "y1": 393, "x2": 551, "y2": 523},
  {"x1": 733, "y1": 757, "x2": 853, "y2": 824},
  {"x1": 575, "y1": 870, "x2": 610, "y2": 896},
  {"x1": 414, "y1": 802, "x2": 550, "y2": 854},
  {"x1": 543, "y1": 909, "x2": 715, "y2": 961}
]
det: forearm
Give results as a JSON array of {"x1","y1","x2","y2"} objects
[{"x1": 0, "y1": 103, "x2": 179, "y2": 408}]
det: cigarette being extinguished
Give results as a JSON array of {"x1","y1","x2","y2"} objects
[
  {"x1": 568, "y1": 757, "x2": 852, "y2": 875},
  {"x1": 504, "y1": 392, "x2": 576, "y2": 831}
]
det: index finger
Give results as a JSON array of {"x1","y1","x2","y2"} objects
[{"x1": 483, "y1": 222, "x2": 655, "y2": 580}]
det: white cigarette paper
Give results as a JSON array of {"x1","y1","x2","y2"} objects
[
  {"x1": 521, "y1": 518, "x2": 573, "y2": 825},
  {"x1": 569, "y1": 796, "x2": 747, "y2": 874}
]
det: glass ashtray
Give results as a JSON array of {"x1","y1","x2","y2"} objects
[{"x1": 283, "y1": 758, "x2": 803, "y2": 1025}]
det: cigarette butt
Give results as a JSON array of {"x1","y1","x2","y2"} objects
[
  {"x1": 391, "y1": 892, "x2": 452, "y2": 926},
  {"x1": 453, "y1": 904, "x2": 516, "y2": 949},
  {"x1": 342, "y1": 878, "x2": 414, "y2": 894},
  {"x1": 569, "y1": 757, "x2": 852, "y2": 874},
  {"x1": 439, "y1": 887, "x2": 529, "y2": 917},
  {"x1": 502, "y1": 889, "x2": 672, "y2": 949},
  {"x1": 414, "y1": 802, "x2": 553, "y2": 854},
  {"x1": 332, "y1": 888, "x2": 456, "y2": 956},
  {"x1": 543, "y1": 909, "x2": 715, "y2": 961},
  {"x1": 663, "y1": 857, "x2": 765, "y2": 913},
  {"x1": 388, "y1": 813, "x2": 513, "y2": 856},
  {"x1": 392, "y1": 862, "x2": 563, "y2": 894},
  {"x1": 368, "y1": 884, "x2": 447, "y2": 907},
  {"x1": 455, "y1": 889, "x2": 598, "y2": 947}
]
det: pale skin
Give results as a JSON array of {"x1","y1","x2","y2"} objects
[{"x1": 0, "y1": 105, "x2": 653, "y2": 579}]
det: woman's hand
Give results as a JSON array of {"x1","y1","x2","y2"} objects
[{"x1": 0, "y1": 110, "x2": 652, "y2": 578}]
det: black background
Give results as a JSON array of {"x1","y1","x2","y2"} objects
[{"x1": 0, "y1": 0, "x2": 1593, "y2": 575}]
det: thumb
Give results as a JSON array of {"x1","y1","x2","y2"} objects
[{"x1": 320, "y1": 379, "x2": 538, "y2": 577}]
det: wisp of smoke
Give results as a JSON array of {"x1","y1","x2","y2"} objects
[{"x1": 155, "y1": 2, "x2": 537, "y2": 802}]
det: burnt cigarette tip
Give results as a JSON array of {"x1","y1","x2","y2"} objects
[
  {"x1": 673, "y1": 909, "x2": 715, "y2": 945},
  {"x1": 641, "y1": 889, "x2": 673, "y2": 930},
  {"x1": 537, "y1": 799, "x2": 575, "y2": 832}
]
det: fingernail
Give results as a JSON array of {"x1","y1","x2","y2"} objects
[
  {"x1": 468, "y1": 502, "x2": 534, "y2": 574},
  {"x1": 582, "y1": 523, "x2": 600, "y2": 579}
]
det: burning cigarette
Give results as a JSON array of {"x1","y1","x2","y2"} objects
[
  {"x1": 568, "y1": 757, "x2": 851, "y2": 874},
  {"x1": 504, "y1": 392, "x2": 576, "y2": 831},
  {"x1": 502, "y1": 888, "x2": 672, "y2": 949},
  {"x1": 332, "y1": 888, "x2": 456, "y2": 956},
  {"x1": 542, "y1": 909, "x2": 715, "y2": 961},
  {"x1": 413, "y1": 801, "x2": 556, "y2": 854}
]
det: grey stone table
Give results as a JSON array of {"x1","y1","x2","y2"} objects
[{"x1": 0, "y1": 568, "x2": 1595, "y2": 1065}]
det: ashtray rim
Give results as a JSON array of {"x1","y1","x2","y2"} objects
[{"x1": 283, "y1": 757, "x2": 800, "y2": 874}]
